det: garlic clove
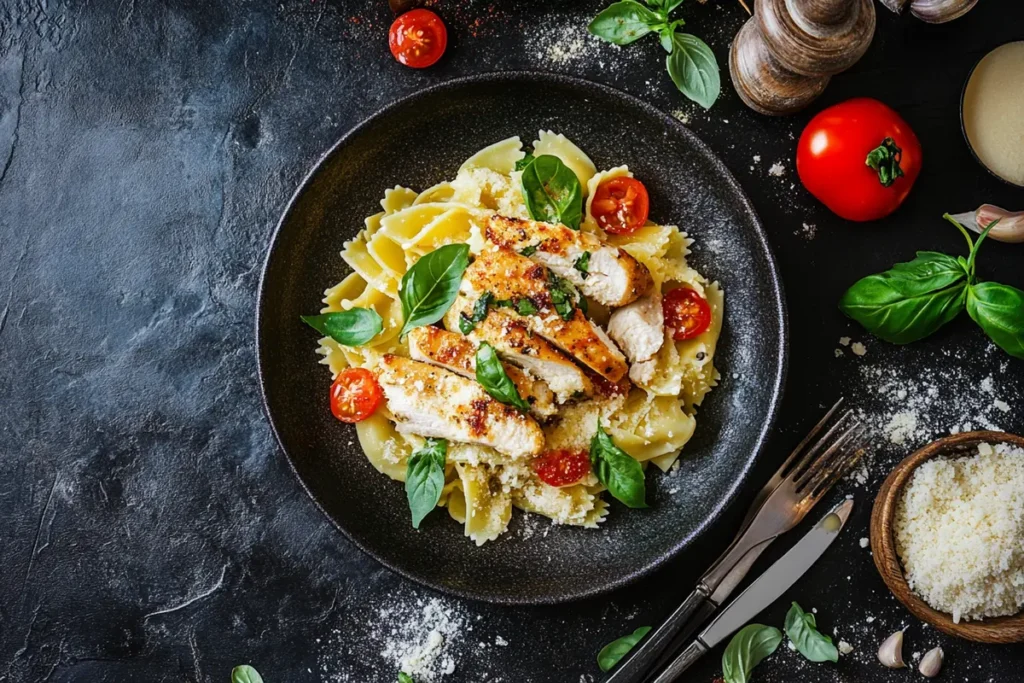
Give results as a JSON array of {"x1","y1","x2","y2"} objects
[
  {"x1": 877, "y1": 630, "x2": 906, "y2": 668},
  {"x1": 919, "y1": 647, "x2": 944, "y2": 678},
  {"x1": 909, "y1": 0, "x2": 979, "y2": 23},
  {"x1": 950, "y1": 205, "x2": 1024, "y2": 243}
]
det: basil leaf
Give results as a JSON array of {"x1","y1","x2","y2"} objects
[
  {"x1": 574, "y1": 251, "x2": 591, "y2": 279},
  {"x1": 967, "y1": 282, "x2": 1024, "y2": 359},
  {"x1": 399, "y1": 244, "x2": 471, "y2": 338},
  {"x1": 301, "y1": 308, "x2": 383, "y2": 346},
  {"x1": 590, "y1": 422, "x2": 647, "y2": 508},
  {"x1": 839, "y1": 252, "x2": 969, "y2": 344},
  {"x1": 459, "y1": 292, "x2": 494, "y2": 334},
  {"x1": 475, "y1": 342, "x2": 531, "y2": 412},
  {"x1": 398, "y1": 673, "x2": 414, "y2": 683},
  {"x1": 515, "y1": 298, "x2": 538, "y2": 316},
  {"x1": 514, "y1": 154, "x2": 536, "y2": 172},
  {"x1": 966, "y1": 218, "x2": 1000, "y2": 277},
  {"x1": 784, "y1": 602, "x2": 838, "y2": 663},
  {"x1": 520, "y1": 155, "x2": 584, "y2": 230},
  {"x1": 666, "y1": 33, "x2": 720, "y2": 110},
  {"x1": 597, "y1": 626, "x2": 652, "y2": 672},
  {"x1": 722, "y1": 624, "x2": 783, "y2": 683},
  {"x1": 662, "y1": 0, "x2": 685, "y2": 11},
  {"x1": 519, "y1": 244, "x2": 538, "y2": 257},
  {"x1": 548, "y1": 272, "x2": 580, "y2": 321},
  {"x1": 232, "y1": 666, "x2": 264, "y2": 683},
  {"x1": 405, "y1": 438, "x2": 447, "y2": 529},
  {"x1": 588, "y1": 1, "x2": 659, "y2": 46}
]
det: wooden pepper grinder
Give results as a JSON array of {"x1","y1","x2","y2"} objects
[{"x1": 729, "y1": 0, "x2": 876, "y2": 116}]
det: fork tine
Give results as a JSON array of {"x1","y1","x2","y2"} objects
[
  {"x1": 775, "y1": 397, "x2": 845, "y2": 477},
  {"x1": 803, "y1": 426, "x2": 868, "y2": 501},
  {"x1": 788, "y1": 409, "x2": 858, "y2": 483},
  {"x1": 792, "y1": 416, "x2": 862, "y2": 489}
]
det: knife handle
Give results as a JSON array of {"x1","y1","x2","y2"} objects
[
  {"x1": 649, "y1": 640, "x2": 708, "y2": 683},
  {"x1": 604, "y1": 586, "x2": 712, "y2": 683}
]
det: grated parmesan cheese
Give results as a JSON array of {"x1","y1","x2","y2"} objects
[{"x1": 895, "y1": 442, "x2": 1024, "y2": 623}]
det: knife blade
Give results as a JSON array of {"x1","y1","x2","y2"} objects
[{"x1": 650, "y1": 499, "x2": 853, "y2": 683}]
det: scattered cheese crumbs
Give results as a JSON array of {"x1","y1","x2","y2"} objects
[
  {"x1": 994, "y1": 399, "x2": 1010, "y2": 413},
  {"x1": 382, "y1": 598, "x2": 464, "y2": 681},
  {"x1": 865, "y1": 616, "x2": 875, "y2": 624},
  {"x1": 884, "y1": 411, "x2": 919, "y2": 446},
  {"x1": 851, "y1": 342, "x2": 867, "y2": 357},
  {"x1": 895, "y1": 442, "x2": 1024, "y2": 623},
  {"x1": 795, "y1": 222, "x2": 817, "y2": 240},
  {"x1": 752, "y1": 155, "x2": 761, "y2": 163},
  {"x1": 834, "y1": 349, "x2": 844, "y2": 358},
  {"x1": 838, "y1": 641, "x2": 854, "y2": 655},
  {"x1": 768, "y1": 162, "x2": 786, "y2": 177},
  {"x1": 671, "y1": 109, "x2": 691, "y2": 125},
  {"x1": 787, "y1": 640, "x2": 797, "y2": 651},
  {"x1": 859, "y1": 537, "x2": 870, "y2": 548},
  {"x1": 495, "y1": 636, "x2": 508, "y2": 647},
  {"x1": 839, "y1": 337, "x2": 851, "y2": 346}
]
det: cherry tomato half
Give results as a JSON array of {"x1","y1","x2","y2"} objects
[
  {"x1": 329, "y1": 368, "x2": 383, "y2": 423},
  {"x1": 590, "y1": 177, "x2": 650, "y2": 235},
  {"x1": 796, "y1": 97, "x2": 922, "y2": 222},
  {"x1": 388, "y1": 9, "x2": 447, "y2": 69},
  {"x1": 533, "y1": 449, "x2": 590, "y2": 488},
  {"x1": 663, "y1": 287, "x2": 712, "y2": 341}
]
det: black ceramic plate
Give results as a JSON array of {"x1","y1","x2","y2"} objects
[{"x1": 257, "y1": 72, "x2": 787, "y2": 605}]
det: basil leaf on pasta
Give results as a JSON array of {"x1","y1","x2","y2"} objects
[
  {"x1": 590, "y1": 422, "x2": 647, "y2": 508},
  {"x1": 405, "y1": 438, "x2": 448, "y2": 529},
  {"x1": 300, "y1": 308, "x2": 383, "y2": 346},
  {"x1": 597, "y1": 626, "x2": 652, "y2": 672},
  {"x1": 784, "y1": 602, "x2": 838, "y2": 663},
  {"x1": 399, "y1": 243, "x2": 471, "y2": 338},
  {"x1": 520, "y1": 155, "x2": 583, "y2": 230},
  {"x1": 475, "y1": 342, "x2": 531, "y2": 413},
  {"x1": 232, "y1": 666, "x2": 264, "y2": 683},
  {"x1": 514, "y1": 154, "x2": 536, "y2": 172}
]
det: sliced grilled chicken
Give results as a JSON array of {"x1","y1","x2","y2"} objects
[
  {"x1": 377, "y1": 354, "x2": 545, "y2": 459},
  {"x1": 407, "y1": 326, "x2": 558, "y2": 418},
  {"x1": 607, "y1": 292, "x2": 665, "y2": 384},
  {"x1": 446, "y1": 297, "x2": 595, "y2": 403},
  {"x1": 462, "y1": 248, "x2": 628, "y2": 383},
  {"x1": 486, "y1": 215, "x2": 653, "y2": 307}
]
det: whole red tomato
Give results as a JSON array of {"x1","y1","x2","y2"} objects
[{"x1": 796, "y1": 98, "x2": 922, "y2": 222}]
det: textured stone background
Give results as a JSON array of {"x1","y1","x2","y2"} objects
[{"x1": 1, "y1": 0, "x2": 1022, "y2": 681}]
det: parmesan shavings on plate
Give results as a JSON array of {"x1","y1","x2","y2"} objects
[{"x1": 895, "y1": 442, "x2": 1024, "y2": 623}]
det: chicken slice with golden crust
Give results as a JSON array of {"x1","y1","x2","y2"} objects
[{"x1": 377, "y1": 354, "x2": 545, "y2": 459}]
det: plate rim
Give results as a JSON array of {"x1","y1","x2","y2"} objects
[{"x1": 256, "y1": 70, "x2": 790, "y2": 605}]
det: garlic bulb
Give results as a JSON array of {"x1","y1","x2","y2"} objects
[
  {"x1": 909, "y1": 0, "x2": 979, "y2": 23},
  {"x1": 919, "y1": 647, "x2": 944, "y2": 678},
  {"x1": 877, "y1": 630, "x2": 906, "y2": 668},
  {"x1": 949, "y1": 205, "x2": 1024, "y2": 243}
]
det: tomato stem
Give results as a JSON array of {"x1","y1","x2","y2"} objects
[{"x1": 865, "y1": 137, "x2": 904, "y2": 188}]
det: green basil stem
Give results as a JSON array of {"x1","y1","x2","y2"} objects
[{"x1": 865, "y1": 137, "x2": 904, "y2": 187}]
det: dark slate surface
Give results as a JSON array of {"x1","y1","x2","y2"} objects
[{"x1": 1, "y1": 1, "x2": 1022, "y2": 682}]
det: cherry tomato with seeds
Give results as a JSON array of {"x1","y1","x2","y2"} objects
[
  {"x1": 590, "y1": 177, "x2": 650, "y2": 235},
  {"x1": 662, "y1": 287, "x2": 712, "y2": 341},
  {"x1": 533, "y1": 449, "x2": 590, "y2": 487},
  {"x1": 388, "y1": 9, "x2": 447, "y2": 69},
  {"x1": 796, "y1": 97, "x2": 922, "y2": 222},
  {"x1": 329, "y1": 368, "x2": 384, "y2": 423}
]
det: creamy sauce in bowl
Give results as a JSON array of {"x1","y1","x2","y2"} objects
[{"x1": 962, "y1": 41, "x2": 1024, "y2": 187}]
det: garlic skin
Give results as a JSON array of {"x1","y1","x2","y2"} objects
[
  {"x1": 909, "y1": 0, "x2": 979, "y2": 23},
  {"x1": 877, "y1": 630, "x2": 906, "y2": 668},
  {"x1": 950, "y1": 205, "x2": 1024, "y2": 243},
  {"x1": 919, "y1": 647, "x2": 944, "y2": 678}
]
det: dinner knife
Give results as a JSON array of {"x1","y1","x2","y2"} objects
[{"x1": 649, "y1": 498, "x2": 854, "y2": 683}]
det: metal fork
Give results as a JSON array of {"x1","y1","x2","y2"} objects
[{"x1": 605, "y1": 399, "x2": 867, "y2": 683}]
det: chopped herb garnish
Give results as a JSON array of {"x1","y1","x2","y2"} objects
[
  {"x1": 520, "y1": 244, "x2": 539, "y2": 257},
  {"x1": 574, "y1": 251, "x2": 591, "y2": 279},
  {"x1": 459, "y1": 291, "x2": 494, "y2": 334}
]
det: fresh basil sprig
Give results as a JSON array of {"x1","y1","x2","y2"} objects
[
  {"x1": 232, "y1": 665, "x2": 264, "y2": 683},
  {"x1": 475, "y1": 342, "x2": 531, "y2": 412},
  {"x1": 784, "y1": 602, "x2": 838, "y2": 663},
  {"x1": 841, "y1": 215, "x2": 1024, "y2": 359},
  {"x1": 590, "y1": 421, "x2": 647, "y2": 508},
  {"x1": 722, "y1": 624, "x2": 783, "y2": 683},
  {"x1": 301, "y1": 308, "x2": 383, "y2": 346},
  {"x1": 597, "y1": 626, "x2": 652, "y2": 672},
  {"x1": 398, "y1": 243, "x2": 471, "y2": 339},
  {"x1": 405, "y1": 438, "x2": 447, "y2": 529},
  {"x1": 589, "y1": 0, "x2": 720, "y2": 109},
  {"x1": 519, "y1": 155, "x2": 584, "y2": 230}
]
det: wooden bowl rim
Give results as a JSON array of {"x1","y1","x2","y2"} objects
[{"x1": 870, "y1": 430, "x2": 1024, "y2": 644}]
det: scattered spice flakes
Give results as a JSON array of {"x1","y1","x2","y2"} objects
[
  {"x1": 794, "y1": 222, "x2": 817, "y2": 240},
  {"x1": 525, "y1": 18, "x2": 610, "y2": 67}
]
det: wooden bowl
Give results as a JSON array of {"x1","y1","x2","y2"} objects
[{"x1": 870, "y1": 431, "x2": 1024, "y2": 643}]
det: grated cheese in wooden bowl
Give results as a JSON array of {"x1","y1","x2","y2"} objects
[{"x1": 894, "y1": 442, "x2": 1024, "y2": 623}]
